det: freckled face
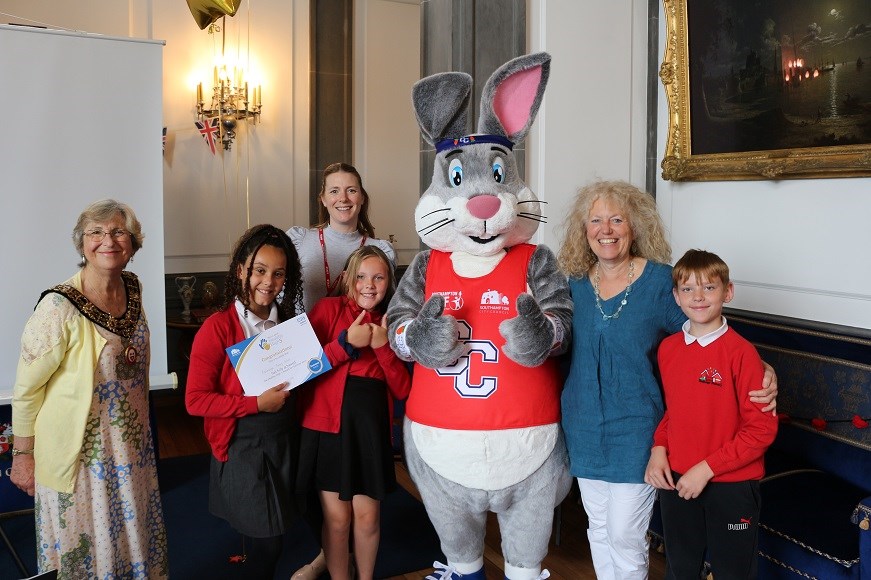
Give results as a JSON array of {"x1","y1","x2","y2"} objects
[
  {"x1": 586, "y1": 198, "x2": 634, "y2": 265},
  {"x1": 352, "y1": 256, "x2": 389, "y2": 311},
  {"x1": 238, "y1": 244, "x2": 287, "y2": 319}
]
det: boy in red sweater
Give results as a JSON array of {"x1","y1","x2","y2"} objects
[{"x1": 644, "y1": 249, "x2": 777, "y2": 579}]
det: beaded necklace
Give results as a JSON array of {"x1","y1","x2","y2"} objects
[{"x1": 592, "y1": 259, "x2": 635, "y2": 320}]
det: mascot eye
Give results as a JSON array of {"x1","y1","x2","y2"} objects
[
  {"x1": 492, "y1": 157, "x2": 505, "y2": 183},
  {"x1": 448, "y1": 158, "x2": 463, "y2": 187}
]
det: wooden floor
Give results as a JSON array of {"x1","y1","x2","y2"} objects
[{"x1": 153, "y1": 390, "x2": 666, "y2": 580}]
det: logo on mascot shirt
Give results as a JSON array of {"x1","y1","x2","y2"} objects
[
  {"x1": 480, "y1": 289, "x2": 510, "y2": 313},
  {"x1": 434, "y1": 290, "x2": 464, "y2": 311}
]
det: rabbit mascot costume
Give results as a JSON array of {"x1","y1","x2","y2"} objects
[{"x1": 387, "y1": 52, "x2": 573, "y2": 580}]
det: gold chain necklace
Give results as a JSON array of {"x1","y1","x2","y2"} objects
[
  {"x1": 593, "y1": 259, "x2": 635, "y2": 320},
  {"x1": 86, "y1": 283, "x2": 125, "y2": 317}
]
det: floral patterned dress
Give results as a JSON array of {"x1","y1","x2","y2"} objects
[{"x1": 30, "y1": 274, "x2": 168, "y2": 579}]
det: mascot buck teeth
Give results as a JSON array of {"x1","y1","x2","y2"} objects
[{"x1": 387, "y1": 52, "x2": 573, "y2": 580}]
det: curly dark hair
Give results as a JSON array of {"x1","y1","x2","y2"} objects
[{"x1": 221, "y1": 224, "x2": 304, "y2": 321}]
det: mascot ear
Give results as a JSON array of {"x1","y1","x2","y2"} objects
[
  {"x1": 412, "y1": 71, "x2": 473, "y2": 145},
  {"x1": 478, "y1": 52, "x2": 551, "y2": 143}
]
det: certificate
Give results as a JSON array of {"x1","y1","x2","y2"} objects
[{"x1": 225, "y1": 313, "x2": 331, "y2": 396}]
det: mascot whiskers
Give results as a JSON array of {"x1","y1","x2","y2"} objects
[{"x1": 387, "y1": 52, "x2": 572, "y2": 580}]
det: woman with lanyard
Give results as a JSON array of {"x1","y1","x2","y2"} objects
[
  {"x1": 287, "y1": 162, "x2": 395, "y2": 579},
  {"x1": 288, "y1": 162, "x2": 396, "y2": 313}
]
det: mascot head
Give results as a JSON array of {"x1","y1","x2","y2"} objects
[{"x1": 411, "y1": 52, "x2": 551, "y2": 257}]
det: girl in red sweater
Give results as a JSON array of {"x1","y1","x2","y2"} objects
[
  {"x1": 186, "y1": 224, "x2": 305, "y2": 579},
  {"x1": 297, "y1": 245, "x2": 411, "y2": 580}
]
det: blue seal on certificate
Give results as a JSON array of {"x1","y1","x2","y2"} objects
[{"x1": 308, "y1": 357, "x2": 324, "y2": 373}]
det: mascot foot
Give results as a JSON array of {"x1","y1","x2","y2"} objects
[{"x1": 425, "y1": 561, "x2": 486, "y2": 580}]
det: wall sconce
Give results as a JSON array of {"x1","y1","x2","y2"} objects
[{"x1": 196, "y1": 64, "x2": 262, "y2": 151}]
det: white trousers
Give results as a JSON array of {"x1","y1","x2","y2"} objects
[{"x1": 577, "y1": 478, "x2": 656, "y2": 580}]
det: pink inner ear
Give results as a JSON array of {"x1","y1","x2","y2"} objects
[{"x1": 492, "y1": 65, "x2": 543, "y2": 136}]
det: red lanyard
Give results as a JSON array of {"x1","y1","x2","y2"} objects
[{"x1": 319, "y1": 228, "x2": 366, "y2": 295}]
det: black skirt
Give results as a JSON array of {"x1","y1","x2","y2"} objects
[
  {"x1": 209, "y1": 401, "x2": 300, "y2": 538},
  {"x1": 299, "y1": 375, "x2": 396, "y2": 501}
]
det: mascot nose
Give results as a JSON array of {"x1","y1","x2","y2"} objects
[{"x1": 467, "y1": 195, "x2": 501, "y2": 219}]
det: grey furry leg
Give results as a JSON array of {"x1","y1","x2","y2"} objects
[
  {"x1": 404, "y1": 419, "x2": 488, "y2": 564},
  {"x1": 493, "y1": 432, "x2": 572, "y2": 570}
]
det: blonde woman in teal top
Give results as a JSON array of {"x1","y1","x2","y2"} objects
[{"x1": 558, "y1": 181, "x2": 776, "y2": 579}]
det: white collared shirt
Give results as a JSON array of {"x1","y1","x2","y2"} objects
[
  {"x1": 234, "y1": 298, "x2": 279, "y2": 338},
  {"x1": 682, "y1": 316, "x2": 728, "y2": 346}
]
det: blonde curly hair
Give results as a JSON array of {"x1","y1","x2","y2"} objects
[{"x1": 558, "y1": 180, "x2": 672, "y2": 277}]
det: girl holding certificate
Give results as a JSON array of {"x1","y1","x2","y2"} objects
[
  {"x1": 186, "y1": 224, "x2": 305, "y2": 578},
  {"x1": 297, "y1": 246, "x2": 411, "y2": 580}
]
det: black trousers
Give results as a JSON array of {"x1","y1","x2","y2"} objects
[{"x1": 659, "y1": 476, "x2": 761, "y2": 580}]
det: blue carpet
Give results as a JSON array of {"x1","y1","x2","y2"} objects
[{"x1": 0, "y1": 454, "x2": 443, "y2": 580}]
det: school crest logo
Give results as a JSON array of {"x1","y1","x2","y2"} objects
[{"x1": 698, "y1": 367, "x2": 723, "y2": 385}]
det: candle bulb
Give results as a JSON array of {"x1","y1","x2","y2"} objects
[
  {"x1": 244, "y1": 82, "x2": 249, "y2": 103},
  {"x1": 257, "y1": 85, "x2": 262, "y2": 107},
  {"x1": 197, "y1": 82, "x2": 203, "y2": 103},
  {"x1": 213, "y1": 66, "x2": 218, "y2": 86}
]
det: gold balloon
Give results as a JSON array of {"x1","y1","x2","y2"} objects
[{"x1": 186, "y1": 0, "x2": 242, "y2": 30}]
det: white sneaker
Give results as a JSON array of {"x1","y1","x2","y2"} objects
[{"x1": 426, "y1": 561, "x2": 459, "y2": 580}]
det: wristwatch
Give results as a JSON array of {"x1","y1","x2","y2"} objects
[{"x1": 11, "y1": 448, "x2": 33, "y2": 456}]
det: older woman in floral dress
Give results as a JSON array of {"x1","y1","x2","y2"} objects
[{"x1": 10, "y1": 199, "x2": 168, "y2": 579}]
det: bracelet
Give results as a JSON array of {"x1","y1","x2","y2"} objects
[{"x1": 11, "y1": 448, "x2": 34, "y2": 456}]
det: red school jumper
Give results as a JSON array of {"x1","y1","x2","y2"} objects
[
  {"x1": 298, "y1": 296, "x2": 411, "y2": 434},
  {"x1": 654, "y1": 328, "x2": 777, "y2": 481}
]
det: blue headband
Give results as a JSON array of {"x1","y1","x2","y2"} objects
[{"x1": 435, "y1": 134, "x2": 515, "y2": 153}]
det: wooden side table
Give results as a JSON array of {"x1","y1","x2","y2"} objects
[
  {"x1": 165, "y1": 308, "x2": 215, "y2": 390},
  {"x1": 166, "y1": 308, "x2": 216, "y2": 352}
]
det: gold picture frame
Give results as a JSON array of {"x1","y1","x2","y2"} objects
[{"x1": 660, "y1": 0, "x2": 871, "y2": 181}]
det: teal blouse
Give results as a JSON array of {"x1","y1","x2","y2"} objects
[{"x1": 561, "y1": 261, "x2": 685, "y2": 483}]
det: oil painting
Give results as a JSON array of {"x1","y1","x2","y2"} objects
[{"x1": 660, "y1": 0, "x2": 871, "y2": 180}]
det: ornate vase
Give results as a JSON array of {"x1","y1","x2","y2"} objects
[{"x1": 175, "y1": 276, "x2": 197, "y2": 319}]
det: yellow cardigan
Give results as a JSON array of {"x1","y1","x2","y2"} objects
[{"x1": 12, "y1": 270, "x2": 108, "y2": 493}]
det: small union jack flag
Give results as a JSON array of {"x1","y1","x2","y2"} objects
[{"x1": 195, "y1": 117, "x2": 220, "y2": 155}]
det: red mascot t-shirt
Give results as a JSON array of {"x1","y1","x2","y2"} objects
[{"x1": 406, "y1": 244, "x2": 562, "y2": 430}]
